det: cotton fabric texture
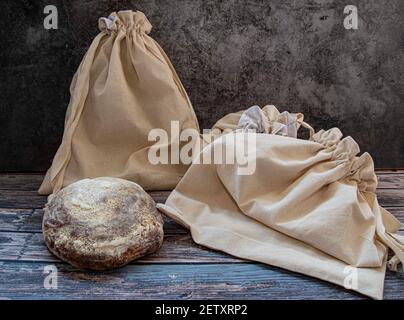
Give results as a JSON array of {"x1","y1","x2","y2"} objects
[
  {"x1": 157, "y1": 105, "x2": 403, "y2": 299},
  {"x1": 39, "y1": 10, "x2": 199, "y2": 195},
  {"x1": 210, "y1": 105, "x2": 308, "y2": 138}
]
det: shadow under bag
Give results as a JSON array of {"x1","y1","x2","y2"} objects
[{"x1": 39, "y1": 10, "x2": 200, "y2": 195}]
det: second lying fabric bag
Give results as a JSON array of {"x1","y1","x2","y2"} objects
[
  {"x1": 39, "y1": 10, "x2": 200, "y2": 195},
  {"x1": 157, "y1": 105, "x2": 403, "y2": 299}
]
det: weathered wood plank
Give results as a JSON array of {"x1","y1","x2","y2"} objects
[
  {"x1": 1, "y1": 188, "x2": 403, "y2": 209},
  {"x1": 0, "y1": 190, "x2": 170, "y2": 209},
  {"x1": 1, "y1": 207, "x2": 402, "y2": 234},
  {"x1": 0, "y1": 209, "x2": 40, "y2": 233},
  {"x1": 0, "y1": 174, "x2": 44, "y2": 191},
  {"x1": 0, "y1": 172, "x2": 402, "y2": 208},
  {"x1": 374, "y1": 170, "x2": 404, "y2": 174},
  {"x1": 0, "y1": 211, "x2": 401, "y2": 265},
  {"x1": 377, "y1": 174, "x2": 404, "y2": 189},
  {"x1": 0, "y1": 173, "x2": 402, "y2": 301},
  {"x1": 0, "y1": 261, "x2": 402, "y2": 300},
  {"x1": 375, "y1": 189, "x2": 404, "y2": 207},
  {"x1": 0, "y1": 174, "x2": 174, "y2": 198},
  {"x1": 0, "y1": 190, "x2": 46, "y2": 209},
  {"x1": 0, "y1": 209, "x2": 187, "y2": 234},
  {"x1": 0, "y1": 172, "x2": 403, "y2": 191},
  {"x1": 0, "y1": 231, "x2": 243, "y2": 264}
]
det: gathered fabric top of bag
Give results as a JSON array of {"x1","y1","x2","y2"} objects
[
  {"x1": 98, "y1": 10, "x2": 152, "y2": 34},
  {"x1": 218, "y1": 105, "x2": 403, "y2": 272},
  {"x1": 209, "y1": 104, "x2": 314, "y2": 137},
  {"x1": 39, "y1": 10, "x2": 200, "y2": 195},
  {"x1": 158, "y1": 104, "x2": 404, "y2": 299}
]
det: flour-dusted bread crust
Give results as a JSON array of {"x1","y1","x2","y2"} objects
[{"x1": 43, "y1": 177, "x2": 164, "y2": 270}]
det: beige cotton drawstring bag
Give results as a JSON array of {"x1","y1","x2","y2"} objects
[
  {"x1": 39, "y1": 10, "x2": 200, "y2": 195},
  {"x1": 157, "y1": 105, "x2": 403, "y2": 299}
]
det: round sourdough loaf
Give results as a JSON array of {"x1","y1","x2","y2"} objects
[{"x1": 43, "y1": 177, "x2": 164, "y2": 270}]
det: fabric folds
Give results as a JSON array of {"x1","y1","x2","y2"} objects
[
  {"x1": 157, "y1": 105, "x2": 403, "y2": 299},
  {"x1": 39, "y1": 10, "x2": 200, "y2": 195}
]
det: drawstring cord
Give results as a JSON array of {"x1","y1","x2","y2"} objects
[
  {"x1": 388, "y1": 255, "x2": 403, "y2": 272},
  {"x1": 369, "y1": 193, "x2": 404, "y2": 273},
  {"x1": 300, "y1": 118, "x2": 403, "y2": 273},
  {"x1": 380, "y1": 232, "x2": 404, "y2": 272},
  {"x1": 300, "y1": 121, "x2": 315, "y2": 140}
]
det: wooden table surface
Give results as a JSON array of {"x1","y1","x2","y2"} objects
[{"x1": 0, "y1": 172, "x2": 403, "y2": 300}]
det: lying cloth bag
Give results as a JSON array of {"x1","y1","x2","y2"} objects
[
  {"x1": 157, "y1": 105, "x2": 403, "y2": 299},
  {"x1": 39, "y1": 10, "x2": 200, "y2": 195}
]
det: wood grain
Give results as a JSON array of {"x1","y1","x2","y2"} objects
[
  {"x1": 0, "y1": 207, "x2": 401, "y2": 234},
  {"x1": 0, "y1": 172, "x2": 403, "y2": 190},
  {"x1": 376, "y1": 189, "x2": 404, "y2": 207},
  {"x1": 1, "y1": 188, "x2": 403, "y2": 209},
  {"x1": 0, "y1": 190, "x2": 170, "y2": 209},
  {"x1": 0, "y1": 209, "x2": 188, "y2": 234},
  {"x1": 0, "y1": 174, "x2": 44, "y2": 191},
  {"x1": 0, "y1": 173, "x2": 403, "y2": 300},
  {"x1": 376, "y1": 173, "x2": 404, "y2": 189},
  {"x1": 0, "y1": 185, "x2": 403, "y2": 210},
  {"x1": 0, "y1": 231, "x2": 244, "y2": 264},
  {"x1": 0, "y1": 261, "x2": 402, "y2": 300}
]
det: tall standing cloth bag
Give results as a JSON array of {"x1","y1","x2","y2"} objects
[
  {"x1": 157, "y1": 105, "x2": 404, "y2": 299},
  {"x1": 39, "y1": 10, "x2": 200, "y2": 195}
]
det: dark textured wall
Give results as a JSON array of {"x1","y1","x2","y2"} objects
[{"x1": 1, "y1": 0, "x2": 403, "y2": 170}]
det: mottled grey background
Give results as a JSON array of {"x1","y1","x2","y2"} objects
[{"x1": 1, "y1": 0, "x2": 403, "y2": 170}]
